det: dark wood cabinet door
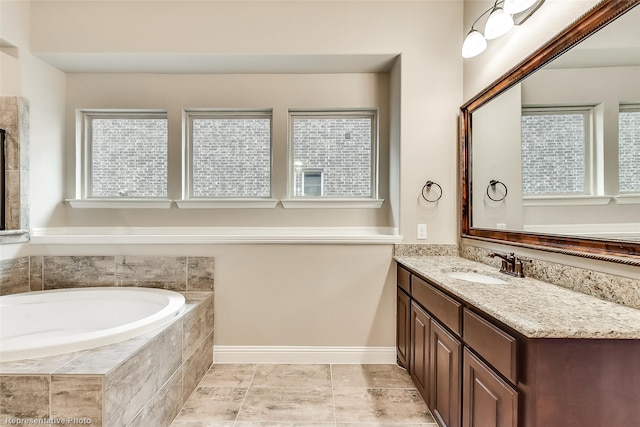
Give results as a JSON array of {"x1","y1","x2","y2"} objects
[
  {"x1": 462, "y1": 348, "x2": 517, "y2": 427},
  {"x1": 410, "y1": 301, "x2": 430, "y2": 402},
  {"x1": 397, "y1": 288, "x2": 411, "y2": 369},
  {"x1": 430, "y1": 319, "x2": 461, "y2": 427}
]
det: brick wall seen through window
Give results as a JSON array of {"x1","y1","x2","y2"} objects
[
  {"x1": 190, "y1": 116, "x2": 271, "y2": 198},
  {"x1": 90, "y1": 116, "x2": 168, "y2": 198},
  {"x1": 521, "y1": 111, "x2": 587, "y2": 195},
  {"x1": 292, "y1": 113, "x2": 375, "y2": 198},
  {"x1": 618, "y1": 108, "x2": 640, "y2": 193}
]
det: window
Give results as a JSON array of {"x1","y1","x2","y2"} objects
[
  {"x1": 83, "y1": 111, "x2": 168, "y2": 198},
  {"x1": 185, "y1": 110, "x2": 272, "y2": 199},
  {"x1": 618, "y1": 106, "x2": 640, "y2": 193},
  {"x1": 301, "y1": 169, "x2": 323, "y2": 196},
  {"x1": 290, "y1": 110, "x2": 378, "y2": 199},
  {"x1": 521, "y1": 107, "x2": 592, "y2": 196}
]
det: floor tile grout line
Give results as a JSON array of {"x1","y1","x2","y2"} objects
[
  {"x1": 232, "y1": 364, "x2": 257, "y2": 426},
  {"x1": 329, "y1": 363, "x2": 337, "y2": 425}
]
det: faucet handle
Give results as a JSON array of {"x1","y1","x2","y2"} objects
[{"x1": 513, "y1": 256, "x2": 532, "y2": 277}]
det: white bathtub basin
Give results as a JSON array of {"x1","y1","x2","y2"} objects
[{"x1": 0, "y1": 287, "x2": 185, "y2": 362}]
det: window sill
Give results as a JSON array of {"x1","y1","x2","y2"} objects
[
  {"x1": 613, "y1": 195, "x2": 640, "y2": 205},
  {"x1": 281, "y1": 198, "x2": 384, "y2": 209},
  {"x1": 522, "y1": 196, "x2": 612, "y2": 207},
  {"x1": 66, "y1": 199, "x2": 173, "y2": 209},
  {"x1": 176, "y1": 199, "x2": 278, "y2": 209},
  {"x1": 30, "y1": 226, "x2": 402, "y2": 245}
]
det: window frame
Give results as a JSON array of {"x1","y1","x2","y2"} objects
[
  {"x1": 520, "y1": 106, "x2": 595, "y2": 199},
  {"x1": 70, "y1": 109, "x2": 172, "y2": 208},
  {"x1": 178, "y1": 109, "x2": 277, "y2": 209},
  {"x1": 618, "y1": 104, "x2": 640, "y2": 195},
  {"x1": 283, "y1": 109, "x2": 383, "y2": 209}
]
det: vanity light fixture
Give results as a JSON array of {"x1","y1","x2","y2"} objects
[
  {"x1": 484, "y1": 4, "x2": 514, "y2": 40},
  {"x1": 462, "y1": 0, "x2": 544, "y2": 58}
]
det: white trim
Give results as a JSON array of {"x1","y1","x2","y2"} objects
[
  {"x1": 66, "y1": 199, "x2": 173, "y2": 209},
  {"x1": 212, "y1": 345, "x2": 397, "y2": 364},
  {"x1": 29, "y1": 226, "x2": 402, "y2": 245},
  {"x1": 176, "y1": 199, "x2": 278, "y2": 209},
  {"x1": 281, "y1": 198, "x2": 385, "y2": 209},
  {"x1": 522, "y1": 195, "x2": 612, "y2": 207},
  {"x1": 614, "y1": 195, "x2": 640, "y2": 205}
]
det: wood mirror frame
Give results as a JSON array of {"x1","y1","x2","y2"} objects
[{"x1": 460, "y1": 0, "x2": 640, "y2": 264}]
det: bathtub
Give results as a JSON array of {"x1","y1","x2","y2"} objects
[{"x1": 0, "y1": 287, "x2": 185, "y2": 362}]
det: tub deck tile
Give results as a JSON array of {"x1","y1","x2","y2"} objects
[
  {"x1": 0, "y1": 351, "x2": 88, "y2": 375},
  {"x1": 104, "y1": 318, "x2": 183, "y2": 426},
  {"x1": 50, "y1": 375, "x2": 103, "y2": 427},
  {"x1": 129, "y1": 367, "x2": 184, "y2": 427},
  {"x1": 0, "y1": 375, "x2": 50, "y2": 420}
]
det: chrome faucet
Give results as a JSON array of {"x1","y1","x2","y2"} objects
[{"x1": 487, "y1": 251, "x2": 529, "y2": 278}]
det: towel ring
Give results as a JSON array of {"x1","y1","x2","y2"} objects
[
  {"x1": 487, "y1": 179, "x2": 508, "y2": 202},
  {"x1": 421, "y1": 181, "x2": 442, "y2": 203}
]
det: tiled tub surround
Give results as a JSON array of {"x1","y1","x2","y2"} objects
[
  {"x1": 395, "y1": 255, "x2": 640, "y2": 339},
  {"x1": 0, "y1": 291, "x2": 213, "y2": 427},
  {"x1": 0, "y1": 255, "x2": 215, "y2": 296},
  {"x1": 0, "y1": 255, "x2": 215, "y2": 426}
]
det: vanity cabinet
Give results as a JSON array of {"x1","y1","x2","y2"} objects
[
  {"x1": 462, "y1": 348, "x2": 518, "y2": 427},
  {"x1": 397, "y1": 266, "x2": 412, "y2": 369},
  {"x1": 396, "y1": 287, "x2": 411, "y2": 369},
  {"x1": 430, "y1": 318, "x2": 461, "y2": 427},
  {"x1": 398, "y1": 265, "x2": 516, "y2": 427},
  {"x1": 411, "y1": 301, "x2": 431, "y2": 400},
  {"x1": 396, "y1": 263, "x2": 640, "y2": 427}
]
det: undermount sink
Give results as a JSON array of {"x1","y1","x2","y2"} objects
[{"x1": 447, "y1": 271, "x2": 508, "y2": 285}]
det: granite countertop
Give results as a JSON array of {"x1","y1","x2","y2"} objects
[{"x1": 395, "y1": 256, "x2": 640, "y2": 339}]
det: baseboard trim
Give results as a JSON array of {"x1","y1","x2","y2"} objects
[{"x1": 213, "y1": 346, "x2": 397, "y2": 364}]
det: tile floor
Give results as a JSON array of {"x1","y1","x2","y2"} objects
[{"x1": 171, "y1": 364, "x2": 437, "y2": 426}]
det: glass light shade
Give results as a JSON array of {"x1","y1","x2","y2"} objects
[
  {"x1": 504, "y1": 0, "x2": 537, "y2": 15},
  {"x1": 484, "y1": 7, "x2": 514, "y2": 40},
  {"x1": 461, "y1": 30, "x2": 487, "y2": 58}
]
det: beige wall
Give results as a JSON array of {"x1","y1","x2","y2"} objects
[
  {"x1": 64, "y1": 72, "x2": 392, "y2": 228},
  {"x1": 1, "y1": 0, "x2": 464, "y2": 351},
  {"x1": 29, "y1": 0, "x2": 463, "y2": 244}
]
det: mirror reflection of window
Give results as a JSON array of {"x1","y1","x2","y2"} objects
[
  {"x1": 521, "y1": 107, "x2": 592, "y2": 196},
  {"x1": 618, "y1": 105, "x2": 640, "y2": 194}
]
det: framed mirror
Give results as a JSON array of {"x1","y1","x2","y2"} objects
[{"x1": 460, "y1": 0, "x2": 640, "y2": 263}]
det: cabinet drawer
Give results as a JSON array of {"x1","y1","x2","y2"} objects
[
  {"x1": 397, "y1": 266, "x2": 411, "y2": 294},
  {"x1": 412, "y1": 276, "x2": 461, "y2": 335},
  {"x1": 463, "y1": 308, "x2": 517, "y2": 383}
]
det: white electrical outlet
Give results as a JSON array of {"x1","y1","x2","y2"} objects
[
  {"x1": 417, "y1": 224, "x2": 427, "y2": 240},
  {"x1": 496, "y1": 223, "x2": 507, "y2": 230}
]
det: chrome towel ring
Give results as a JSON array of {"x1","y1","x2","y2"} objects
[{"x1": 421, "y1": 181, "x2": 442, "y2": 203}]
